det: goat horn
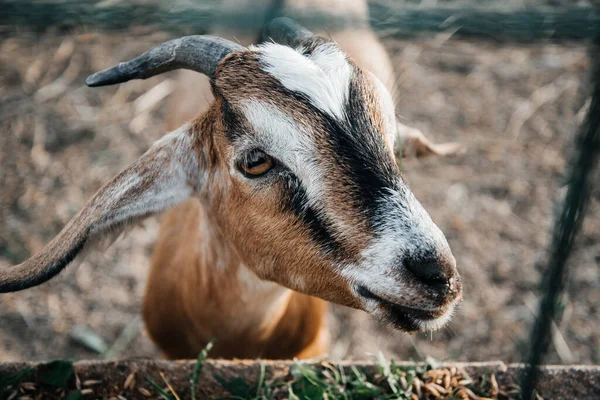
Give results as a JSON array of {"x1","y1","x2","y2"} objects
[
  {"x1": 260, "y1": 17, "x2": 314, "y2": 47},
  {"x1": 86, "y1": 36, "x2": 244, "y2": 87}
]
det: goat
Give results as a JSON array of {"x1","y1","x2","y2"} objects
[{"x1": 0, "y1": 16, "x2": 462, "y2": 360}]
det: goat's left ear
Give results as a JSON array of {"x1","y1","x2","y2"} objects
[
  {"x1": 0, "y1": 127, "x2": 199, "y2": 293},
  {"x1": 395, "y1": 121, "x2": 463, "y2": 159}
]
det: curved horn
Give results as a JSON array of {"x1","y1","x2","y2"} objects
[
  {"x1": 260, "y1": 17, "x2": 314, "y2": 48},
  {"x1": 86, "y1": 36, "x2": 244, "y2": 87}
]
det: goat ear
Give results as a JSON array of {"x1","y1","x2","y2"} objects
[
  {"x1": 0, "y1": 126, "x2": 199, "y2": 293},
  {"x1": 395, "y1": 121, "x2": 463, "y2": 159}
]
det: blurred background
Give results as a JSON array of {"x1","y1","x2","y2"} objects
[{"x1": 0, "y1": 0, "x2": 598, "y2": 364}]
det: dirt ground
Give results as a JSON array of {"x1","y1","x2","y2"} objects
[{"x1": 0, "y1": 27, "x2": 598, "y2": 366}]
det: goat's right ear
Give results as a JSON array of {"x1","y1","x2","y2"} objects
[{"x1": 0, "y1": 126, "x2": 199, "y2": 293}]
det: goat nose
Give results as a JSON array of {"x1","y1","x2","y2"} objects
[{"x1": 403, "y1": 253, "x2": 456, "y2": 284}]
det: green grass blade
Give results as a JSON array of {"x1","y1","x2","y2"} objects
[
  {"x1": 144, "y1": 376, "x2": 174, "y2": 400},
  {"x1": 254, "y1": 360, "x2": 266, "y2": 400},
  {"x1": 191, "y1": 338, "x2": 216, "y2": 400}
]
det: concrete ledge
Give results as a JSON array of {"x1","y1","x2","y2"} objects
[{"x1": 1, "y1": 360, "x2": 599, "y2": 399}]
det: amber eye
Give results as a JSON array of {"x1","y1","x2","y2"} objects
[{"x1": 237, "y1": 149, "x2": 274, "y2": 177}]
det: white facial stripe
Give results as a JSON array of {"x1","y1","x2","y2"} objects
[
  {"x1": 253, "y1": 42, "x2": 352, "y2": 121},
  {"x1": 340, "y1": 186, "x2": 451, "y2": 303},
  {"x1": 374, "y1": 187, "x2": 448, "y2": 256},
  {"x1": 238, "y1": 100, "x2": 324, "y2": 206},
  {"x1": 366, "y1": 71, "x2": 398, "y2": 148}
]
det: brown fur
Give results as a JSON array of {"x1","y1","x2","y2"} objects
[{"x1": 143, "y1": 199, "x2": 329, "y2": 359}]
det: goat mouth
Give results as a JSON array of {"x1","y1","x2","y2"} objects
[{"x1": 356, "y1": 285, "x2": 456, "y2": 332}]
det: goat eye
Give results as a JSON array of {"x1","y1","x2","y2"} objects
[{"x1": 237, "y1": 149, "x2": 274, "y2": 177}]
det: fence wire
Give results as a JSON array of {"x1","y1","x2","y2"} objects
[
  {"x1": 1, "y1": 0, "x2": 600, "y2": 41},
  {"x1": 1, "y1": 1, "x2": 599, "y2": 398}
]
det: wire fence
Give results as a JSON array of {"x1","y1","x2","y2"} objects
[
  {"x1": 1, "y1": 0, "x2": 600, "y2": 41},
  {"x1": 1, "y1": 1, "x2": 600, "y2": 399}
]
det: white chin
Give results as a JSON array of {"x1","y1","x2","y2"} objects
[{"x1": 416, "y1": 302, "x2": 457, "y2": 332}]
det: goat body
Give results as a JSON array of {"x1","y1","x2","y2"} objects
[{"x1": 146, "y1": 0, "x2": 457, "y2": 360}]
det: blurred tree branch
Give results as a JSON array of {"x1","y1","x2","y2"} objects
[{"x1": 521, "y1": 41, "x2": 600, "y2": 399}]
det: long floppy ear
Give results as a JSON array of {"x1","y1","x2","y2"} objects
[
  {"x1": 0, "y1": 127, "x2": 199, "y2": 293},
  {"x1": 395, "y1": 121, "x2": 463, "y2": 159}
]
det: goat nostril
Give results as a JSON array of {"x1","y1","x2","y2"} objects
[{"x1": 403, "y1": 255, "x2": 454, "y2": 285}]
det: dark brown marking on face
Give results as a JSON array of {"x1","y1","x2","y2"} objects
[
  {"x1": 318, "y1": 67, "x2": 402, "y2": 230},
  {"x1": 279, "y1": 172, "x2": 350, "y2": 262},
  {"x1": 208, "y1": 45, "x2": 406, "y2": 281}
]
